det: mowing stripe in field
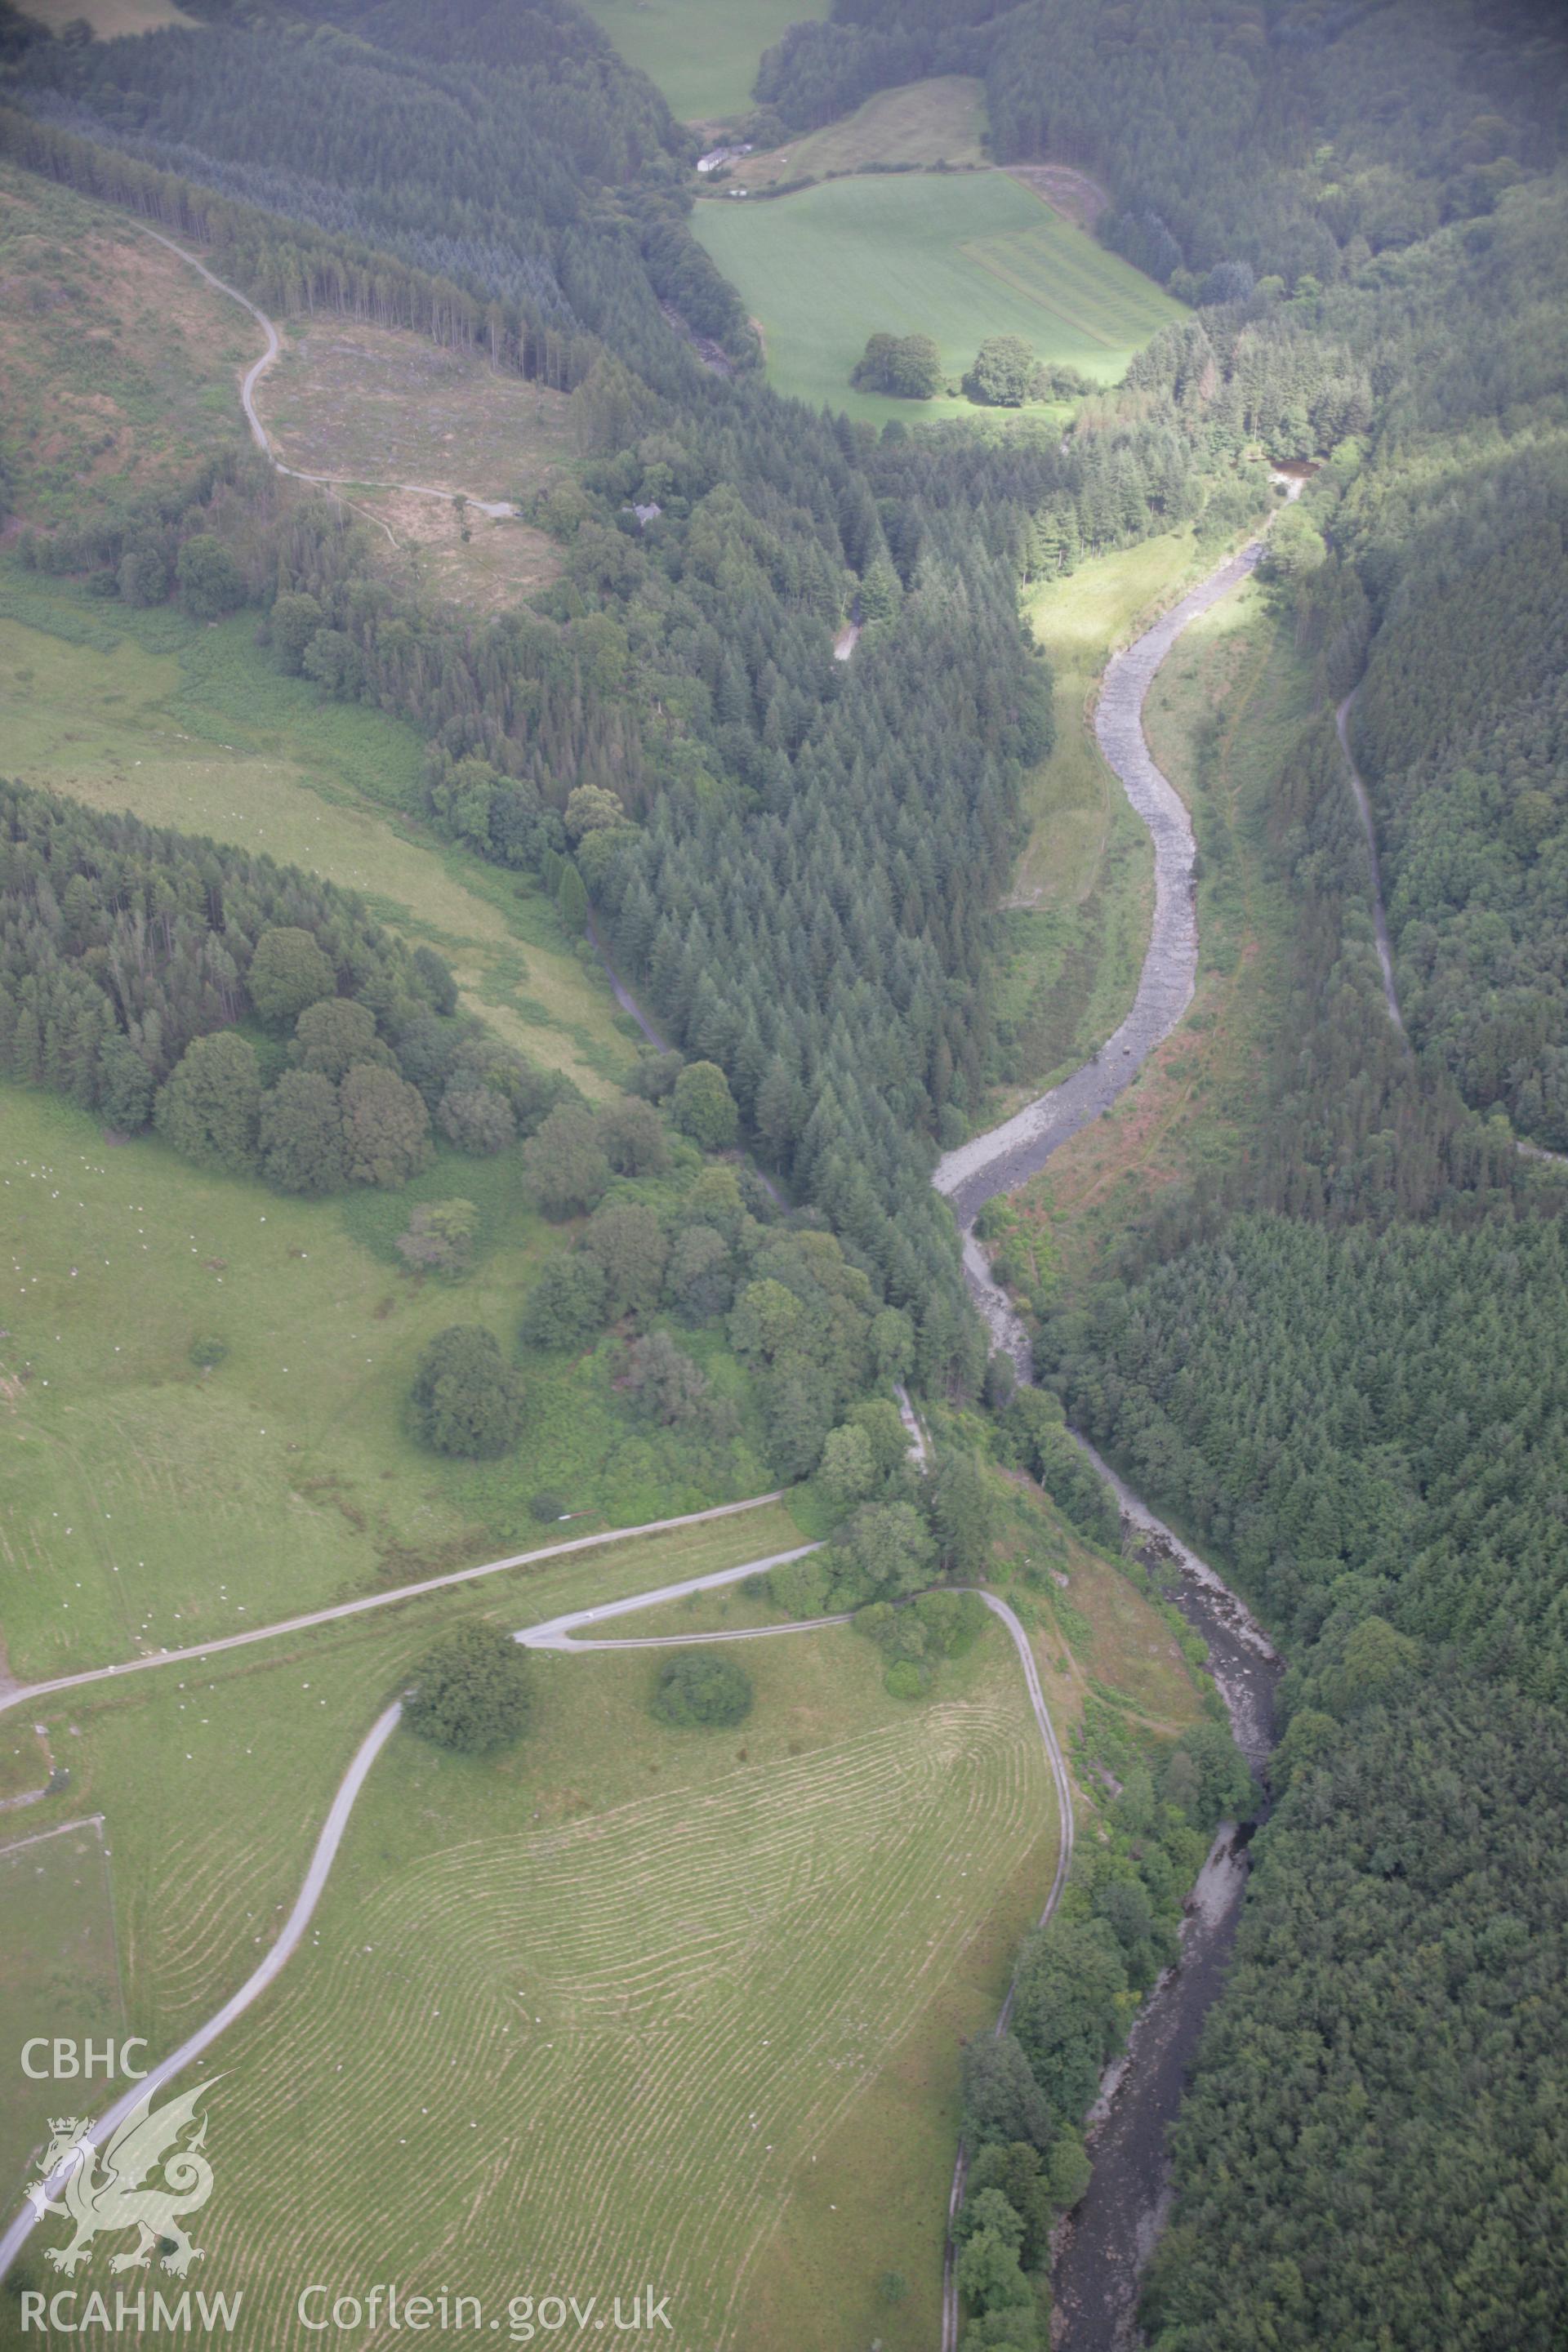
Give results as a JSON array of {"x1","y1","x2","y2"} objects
[
  {"x1": 958, "y1": 222, "x2": 1178, "y2": 343},
  {"x1": 182, "y1": 1662, "x2": 1049, "y2": 2347},
  {"x1": 956, "y1": 239, "x2": 1125, "y2": 349}
]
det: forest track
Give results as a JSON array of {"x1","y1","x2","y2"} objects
[
  {"x1": 136, "y1": 226, "x2": 519, "y2": 521},
  {"x1": 586, "y1": 911, "x2": 673, "y2": 1053},
  {"x1": 1336, "y1": 694, "x2": 1568, "y2": 1169},
  {"x1": 1335, "y1": 691, "x2": 1405, "y2": 1035}
]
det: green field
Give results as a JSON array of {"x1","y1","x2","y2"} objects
[
  {"x1": 695, "y1": 172, "x2": 1184, "y2": 423},
  {"x1": 0, "y1": 1819, "x2": 125, "y2": 2202},
  {"x1": 173, "y1": 1624, "x2": 1049, "y2": 2350},
  {"x1": 0, "y1": 573, "x2": 630, "y2": 1101},
  {"x1": 0, "y1": 1082, "x2": 786, "y2": 1686},
  {"x1": 579, "y1": 0, "x2": 826, "y2": 121},
  {"x1": 0, "y1": 1460, "x2": 1205, "y2": 2344}
]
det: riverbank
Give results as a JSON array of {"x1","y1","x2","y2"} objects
[{"x1": 935, "y1": 525, "x2": 1292, "y2": 2349}]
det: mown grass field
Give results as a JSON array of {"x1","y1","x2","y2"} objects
[
  {"x1": 0, "y1": 1464, "x2": 1205, "y2": 2347},
  {"x1": 0, "y1": 166, "x2": 248, "y2": 528},
  {"x1": 578, "y1": 0, "x2": 826, "y2": 121},
  {"x1": 0, "y1": 569, "x2": 629, "y2": 1098},
  {"x1": 724, "y1": 75, "x2": 988, "y2": 190},
  {"x1": 694, "y1": 171, "x2": 1184, "y2": 423},
  {"x1": 0, "y1": 1082, "x2": 786, "y2": 1686}
]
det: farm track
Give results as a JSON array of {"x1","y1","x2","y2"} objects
[
  {"x1": 0, "y1": 1493, "x2": 790, "y2": 1721},
  {"x1": 7, "y1": 276, "x2": 1295, "y2": 2328},
  {"x1": 0, "y1": 1536, "x2": 1071, "y2": 2308}
]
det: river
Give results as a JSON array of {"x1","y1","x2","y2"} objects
[
  {"x1": 580, "y1": 512, "x2": 1292, "y2": 2344},
  {"x1": 933, "y1": 529, "x2": 1288, "y2": 2350}
]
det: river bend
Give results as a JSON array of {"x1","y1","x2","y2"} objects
[{"x1": 935, "y1": 536, "x2": 1287, "y2": 2351}]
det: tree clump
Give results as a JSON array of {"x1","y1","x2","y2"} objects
[
  {"x1": 851, "y1": 332, "x2": 944, "y2": 399},
  {"x1": 247, "y1": 927, "x2": 336, "y2": 1025},
  {"x1": 410, "y1": 1325, "x2": 526, "y2": 1458},
  {"x1": 154, "y1": 1031, "x2": 261, "y2": 1175},
  {"x1": 670, "y1": 1060, "x2": 739, "y2": 1151},
  {"x1": 404, "y1": 1624, "x2": 532, "y2": 1753},
  {"x1": 962, "y1": 335, "x2": 1039, "y2": 408},
  {"x1": 522, "y1": 1102, "x2": 611, "y2": 1214},
  {"x1": 649, "y1": 1650, "x2": 753, "y2": 1730}
]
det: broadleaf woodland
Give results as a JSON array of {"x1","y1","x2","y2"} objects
[{"x1": 3, "y1": 0, "x2": 1568, "y2": 2345}]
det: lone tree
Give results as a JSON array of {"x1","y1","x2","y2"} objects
[
  {"x1": 176, "y1": 532, "x2": 245, "y2": 620},
  {"x1": 340, "y1": 1062, "x2": 432, "y2": 1188},
  {"x1": 154, "y1": 1031, "x2": 261, "y2": 1175},
  {"x1": 404, "y1": 1625, "x2": 532, "y2": 1753},
  {"x1": 292, "y1": 996, "x2": 384, "y2": 1081},
  {"x1": 650, "y1": 1650, "x2": 753, "y2": 1730},
  {"x1": 411, "y1": 1325, "x2": 526, "y2": 1457},
  {"x1": 258, "y1": 1068, "x2": 346, "y2": 1196},
  {"x1": 671, "y1": 1059, "x2": 738, "y2": 1151},
  {"x1": 522, "y1": 1102, "x2": 611, "y2": 1215}
]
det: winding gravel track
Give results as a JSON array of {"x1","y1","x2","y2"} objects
[
  {"x1": 1, "y1": 1540, "x2": 1075, "y2": 2296},
  {"x1": 137, "y1": 226, "x2": 517, "y2": 519}
]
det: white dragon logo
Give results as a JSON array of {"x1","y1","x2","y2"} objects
[{"x1": 27, "y1": 2084, "x2": 217, "y2": 2278}]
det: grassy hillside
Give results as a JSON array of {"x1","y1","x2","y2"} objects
[
  {"x1": 724, "y1": 75, "x2": 988, "y2": 190},
  {"x1": 0, "y1": 569, "x2": 630, "y2": 1097},
  {"x1": 0, "y1": 1080, "x2": 785, "y2": 1684},
  {"x1": 578, "y1": 0, "x2": 827, "y2": 122},
  {"x1": 13, "y1": 0, "x2": 194, "y2": 38},
  {"x1": 0, "y1": 164, "x2": 249, "y2": 528},
  {"x1": 0, "y1": 1820, "x2": 125, "y2": 2196},
  {"x1": 694, "y1": 171, "x2": 1184, "y2": 423}
]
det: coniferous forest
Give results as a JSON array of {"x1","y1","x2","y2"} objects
[{"x1": 3, "y1": 0, "x2": 1568, "y2": 2344}]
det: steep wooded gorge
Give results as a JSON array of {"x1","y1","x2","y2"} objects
[{"x1": 2, "y1": 1, "x2": 1567, "y2": 2345}]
